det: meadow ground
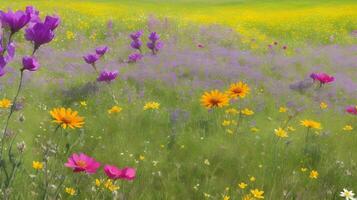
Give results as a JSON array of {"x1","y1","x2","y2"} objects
[{"x1": 0, "y1": 0, "x2": 356, "y2": 199}]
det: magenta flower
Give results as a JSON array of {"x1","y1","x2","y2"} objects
[
  {"x1": 0, "y1": 56, "x2": 6, "y2": 77},
  {"x1": 25, "y1": 22, "x2": 55, "y2": 50},
  {"x1": 25, "y1": 6, "x2": 40, "y2": 24},
  {"x1": 95, "y1": 46, "x2": 109, "y2": 56},
  {"x1": 97, "y1": 70, "x2": 118, "y2": 82},
  {"x1": 147, "y1": 32, "x2": 163, "y2": 54},
  {"x1": 310, "y1": 72, "x2": 334, "y2": 85},
  {"x1": 65, "y1": 153, "x2": 100, "y2": 174},
  {"x1": 83, "y1": 53, "x2": 99, "y2": 64},
  {"x1": 104, "y1": 165, "x2": 136, "y2": 180},
  {"x1": 148, "y1": 32, "x2": 160, "y2": 42},
  {"x1": 6, "y1": 42, "x2": 16, "y2": 62},
  {"x1": 346, "y1": 106, "x2": 357, "y2": 115},
  {"x1": 22, "y1": 56, "x2": 39, "y2": 71},
  {"x1": 0, "y1": 9, "x2": 30, "y2": 34},
  {"x1": 44, "y1": 15, "x2": 60, "y2": 31},
  {"x1": 128, "y1": 53, "x2": 143, "y2": 63}
]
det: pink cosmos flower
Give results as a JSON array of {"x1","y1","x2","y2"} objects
[
  {"x1": 104, "y1": 164, "x2": 136, "y2": 180},
  {"x1": 346, "y1": 105, "x2": 357, "y2": 115},
  {"x1": 310, "y1": 72, "x2": 335, "y2": 85},
  {"x1": 65, "y1": 153, "x2": 100, "y2": 174}
]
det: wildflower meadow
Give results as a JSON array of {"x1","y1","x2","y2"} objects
[{"x1": 0, "y1": 0, "x2": 356, "y2": 199}]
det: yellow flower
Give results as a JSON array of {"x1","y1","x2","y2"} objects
[
  {"x1": 225, "y1": 108, "x2": 239, "y2": 115},
  {"x1": 95, "y1": 179, "x2": 101, "y2": 187},
  {"x1": 0, "y1": 98, "x2": 12, "y2": 108},
  {"x1": 32, "y1": 161, "x2": 43, "y2": 170},
  {"x1": 320, "y1": 102, "x2": 328, "y2": 109},
  {"x1": 238, "y1": 182, "x2": 247, "y2": 189},
  {"x1": 50, "y1": 108, "x2": 84, "y2": 129},
  {"x1": 274, "y1": 127, "x2": 288, "y2": 138},
  {"x1": 65, "y1": 187, "x2": 76, "y2": 196},
  {"x1": 66, "y1": 31, "x2": 75, "y2": 40},
  {"x1": 108, "y1": 105, "x2": 122, "y2": 114},
  {"x1": 250, "y1": 189, "x2": 264, "y2": 199},
  {"x1": 143, "y1": 101, "x2": 160, "y2": 110},
  {"x1": 222, "y1": 120, "x2": 231, "y2": 126},
  {"x1": 287, "y1": 126, "x2": 296, "y2": 131},
  {"x1": 300, "y1": 120, "x2": 322, "y2": 130},
  {"x1": 139, "y1": 155, "x2": 145, "y2": 160},
  {"x1": 309, "y1": 170, "x2": 319, "y2": 179},
  {"x1": 226, "y1": 129, "x2": 234, "y2": 135},
  {"x1": 342, "y1": 125, "x2": 353, "y2": 131},
  {"x1": 104, "y1": 179, "x2": 120, "y2": 192},
  {"x1": 249, "y1": 176, "x2": 256, "y2": 182},
  {"x1": 201, "y1": 90, "x2": 229, "y2": 109},
  {"x1": 226, "y1": 81, "x2": 250, "y2": 99},
  {"x1": 250, "y1": 127, "x2": 260, "y2": 132},
  {"x1": 241, "y1": 108, "x2": 254, "y2": 116},
  {"x1": 223, "y1": 195, "x2": 230, "y2": 200},
  {"x1": 242, "y1": 194, "x2": 254, "y2": 200},
  {"x1": 79, "y1": 101, "x2": 87, "y2": 107},
  {"x1": 279, "y1": 106, "x2": 287, "y2": 113}
]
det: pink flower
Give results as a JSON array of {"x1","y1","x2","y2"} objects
[
  {"x1": 65, "y1": 153, "x2": 100, "y2": 174},
  {"x1": 310, "y1": 72, "x2": 334, "y2": 84},
  {"x1": 104, "y1": 164, "x2": 136, "y2": 180},
  {"x1": 346, "y1": 105, "x2": 357, "y2": 115}
]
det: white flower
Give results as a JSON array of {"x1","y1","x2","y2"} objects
[{"x1": 340, "y1": 189, "x2": 356, "y2": 200}]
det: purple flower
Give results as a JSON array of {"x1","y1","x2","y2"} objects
[
  {"x1": 25, "y1": 22, "x2": 55, "y2": 50},
  {"x1": 148, "y1": 32, "x2": 160, "y2": 42},
  {"x1": 95, "y1": 46, "x2": 109, "y2": 56},
  {"x1": 130, "y1": 40, "x2": 142, "y2": 50},
  {"x1": 0, "y1": 56, "x2": 7, "y2": 76},
  {"x1": 97, "y1": 70, "x2": 118, "y2": 82},
  {"x1": 83, "y1": 53, "x2": 99, "y2": 64},
  {"x1": 128, "y1": 53, "x2": 143, "y2": 63},
  {"x1": 25, "y1": 6, "x2": 40, "y2": 23},
  {"x1": 130, "y1": 30, "x2": 143, "y2": 40},
  {"x1": 22, "y1": 56, "x2": 39, "y2": 71},
  {"x1": 0, "y1": 9, "x2": 30, "y2": 34},
  {"x1": 5, "y1": 42, "x2": 16, "y2": 62},
  {"x1": 44, "y1": 15, "x2": 60, "y2": 31}
]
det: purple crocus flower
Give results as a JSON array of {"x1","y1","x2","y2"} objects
[
  {"x1": 130, "y1": 40, "x2": 142, "y2": 50},
  {"x1": 22, "y1": 56, "x2": 39, "y2": 71},
  {"x1": 0, "y1": 9, "x2": 30, "y2": 34},
  {"x1": 95, "y1": 46, "x2": 108, "y2": 56},
  {"x1": 83, "y1": 53, "x2": 99, "y2": 64},
  {"x1": 25, "y1": 22, "x2": 55, "y2": 50},
  {"x1": 130, "y1": 30, "x2": 143, "y2": 40},
  {"x1": 44, "y1": 15, "x2": 60, "y2": 30},
  {"x1": 147, "y1": 32, "x2": 163, "y2": 54},
  {"x1": 128, "y1": 53, "x2": 143, "y2": 63},
  {"x1": 97, "y1": 70, "x2": 118, "y2": 82}
]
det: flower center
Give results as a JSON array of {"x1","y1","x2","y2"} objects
[
  {"x1": 233, "y1": 88, "x2": 242, "y2": 94},
  {"x1": 209, "y1": 98, "x2": 221, "y2": 106},
  {"x1": 77, "y1": 160, "x2": 87, "y2": 168}
]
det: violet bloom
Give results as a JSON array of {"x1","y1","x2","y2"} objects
[
  {"x1": 104, "y1": 165, "x2": 136, "y2": 180},
  {"x1": 97, "y1": 70, "x2": 118, "y2": 82},
  {"x1": 5, "y1": 42, "x2": 16, "y2": 62},
  {"x1": 0, "y1": 9, "x2": 30, "y2": 34},
  {"x1": 44, "y1": 15, "x2": 60, "y2": 30},
  {"x1": 346, "y1": 106, "x2": 357, "y2": 115},
  {"x1": 22, "y1": 56, "x2": 39, "y2": 71},
  {"x1": 130, "y1": 40, "x2": 142, "y2": 50},
  {"x1": 83, "y1": 53, "x2": 99, "y2": 64},
  {"x1": 128, "y1": 53, "x2": 143, "y2": 63},
  {"x1": 310, "y1": 72, "x2": 335, "y2": 85},
  {"x1": 148, "y1": 32, "x2": 160, "y2": 42},
  {"x1": 0, "y1": 56, "x2": 6, "y2": 77},
  {"x1": 130, "y1": 30, "x2": 143, "y2": 40},
  {"x1": 95, "y1": 45, "x2": 108, "y2": 56},
  {"x1": 25, "y1": 6, "x2": 40, "y2": 24},
  {"x1": 65, "y1": 153, "x2": 100, "y2": 174},
  {"x1": 25, "y1": 22, "x2": 55, "y2": 50}
]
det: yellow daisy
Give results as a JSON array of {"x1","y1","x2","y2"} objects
[
  {"x1": 108, "y1": 105, "x2": 122, "y2": 114},
  {"x1": 143, "y1": 102, "x2": 160, "y2": 110},
  {"x1": 0, "y1": 98, "x2": 12, "y2": 108},
  {"x1": 201, "y1": 90, "x2": 229, "y2": 109},
  {"x1": 50, "y1": 108, "x2": 84, "y2": 129},
  {"x1": 300, "y1": 120, "x2": 322, "y2": 130},
  {"x1": 226, "y1": 81, "x2": 250, "y2": 99}
]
